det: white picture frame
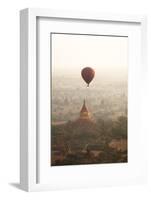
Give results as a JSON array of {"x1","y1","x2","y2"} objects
[{"x1": 20, "y1": 8, "x2": 147, "y2": 191}]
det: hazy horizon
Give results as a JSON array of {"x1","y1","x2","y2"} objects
[{"x1": 52, "y1": 33, "x2": 128, "y2": 80}]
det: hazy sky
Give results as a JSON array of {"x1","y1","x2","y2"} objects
[{"x1": 51, "y1": 33, "x2": 128, "y2": 81}]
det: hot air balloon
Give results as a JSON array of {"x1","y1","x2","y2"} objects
[{"x1": 81, "y1": 67, "x2": 95, "y2": 87}]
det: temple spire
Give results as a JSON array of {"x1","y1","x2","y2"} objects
[{"x1": 80, "y1": 99, "x2": 90, "y2": 120}]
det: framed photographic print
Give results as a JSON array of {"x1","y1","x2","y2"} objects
[{"x1": 20, "y1": 8, "x2": 147, "y2": 191}]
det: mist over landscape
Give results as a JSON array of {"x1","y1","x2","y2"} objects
[{"x1": 52, "y1": 75, "x2": 127, "y2": 123}]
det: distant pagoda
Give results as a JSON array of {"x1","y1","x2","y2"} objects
[{"x1": 79, "y1": 99, "x2": 91, "y2": 121}]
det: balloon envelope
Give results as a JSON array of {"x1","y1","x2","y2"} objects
[{"x1": 81, "y1": 67, "x2": 95, "y2": 87}]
